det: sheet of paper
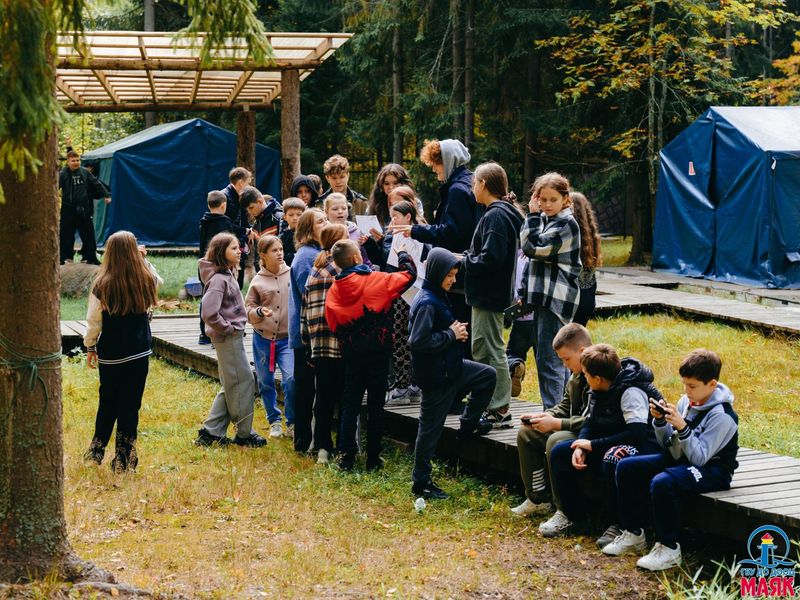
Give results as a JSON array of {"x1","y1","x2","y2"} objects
[
  {"x1": 387, "y1": 235, "x2": 424, "y2": 269},
  {"x1": 355, "y1": 215, "x2": 382, "y2": 237}
]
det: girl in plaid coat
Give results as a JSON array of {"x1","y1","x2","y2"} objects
[{"x1": 520, "y1": 172, "x2": 582, "y2": 409}]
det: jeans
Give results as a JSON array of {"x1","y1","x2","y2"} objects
[
  {"x1": 471, "y1": 306, "x2": 508, "y2": 411},
  {"x1": 253, "y1": 334, "x2": 295, "y2": 425},
  {"x1": 506, "y1": 318, "x2": 535, "y2": 371},
  {"x1": 533, "y1": 307, "x2": 569, "y2": 409},
  {"x1": 338, "y1": 352, "x2": 391, "y2": 466},
  {"x1": 292, "y1": 346, "x2": 316, "y2": 453},
  {"x1": 313, "y1": 357, "x2": 345, "y2": 453},
  {"x1": 412, "y1": 359, "x2": 496, "y2": 484},
  {"x1": 616, "y1": 453, "x2": 731, "y2": 547}
]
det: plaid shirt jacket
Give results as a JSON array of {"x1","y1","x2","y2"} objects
[{"x1": 301, "y1": 259, "x2": 341, "y2": 359}]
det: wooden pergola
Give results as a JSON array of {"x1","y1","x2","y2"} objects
[{"x1": 56, "y1": 31, "x2": 351, "y2": 195}]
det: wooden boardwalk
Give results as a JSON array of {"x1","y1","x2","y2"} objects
[{"x1": 60, "y1": 277, "x2": 800, "y2": 541}]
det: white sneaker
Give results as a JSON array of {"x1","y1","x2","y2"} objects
[
  {"x1": 386, "y1": 387, "x2": 411, "y2": 406},
  {"x1": 636, "y1": 542, "x2": 682, "y2": 571},
  {"x1": 539, "y1": 510, "x2": 572, "y2": 537},
  {"x1": 269, "y1": 422, "x2": 283, "y2": 438},
  {"x1": 285, "y1": 424, "x2": 295, "y2": 439},
  {"x1": 602, "y1": 529, "x2": 647, "y2": 556},
  {"x1": 408, "y1": 385, "x2": 422, "y2": 402},
  {"x1": 317, "y1": 449, "x2": 329, "y2": 464},
  {"x1": 510, "y1": 498, "x2": 541, "y2": 518}
]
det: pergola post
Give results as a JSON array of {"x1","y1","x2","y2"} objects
[
  {"x1": 280, "y1": 69, "x2": 300, "y2": 198},
  {"x1": 237, "y1": 109, "x2": 256, "y2": 177}
]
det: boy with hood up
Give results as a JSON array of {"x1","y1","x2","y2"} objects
[
  {"x1": 408, "y1": 248, "x2": 495, "y2": 500},
  {"x1": 603, "y1": 349, "x2": 738, "y2": 571}
]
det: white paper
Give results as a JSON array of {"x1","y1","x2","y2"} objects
[
  {"x1": 388, "y1": 235, "x2": 424, "y2": 269},
  {"x1": 355, "y1": 215, "x2": 382, "y2": 237}
]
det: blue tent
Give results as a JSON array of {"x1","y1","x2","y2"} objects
[
  {"x1": 83, "y1": 118, "x2": 281, "y2": 247},
  {"x1": 653, "y1": 106, "x2": 800, "y2": 288}
]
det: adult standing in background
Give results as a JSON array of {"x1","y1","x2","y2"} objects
[{"x1": 59, "y1": 150, "x2": 111, "y2": 265}]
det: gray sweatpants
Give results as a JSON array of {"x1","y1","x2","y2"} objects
[
  {"x1": 517, "y1": 427, "x2": 576, "y2": 510},
  {"x1": 471, "y1": 306, "x2": 510, "y2": 411},
  {"x1": 203, "y1": 331, "x2": 256, "y2": 439}
]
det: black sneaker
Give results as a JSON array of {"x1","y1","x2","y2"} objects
[
  {"x1": 198, "y1": 334, "x2": 212, "y2": 345},
  {"x1": 233, "y1": 433, "x2": 267, "y2": 448},
  {"x1": 486, "y1": 409, "x2": 513, "y2": 429},
  {"x1": 412, "y1": 480, "x2": 449, "y2": 500},
  {"x1": 195, "y1": 428, "x2": 229, "y2": 447},
  {"x1": 460, "y1": 415, "x2": 493, "y2": 436}
]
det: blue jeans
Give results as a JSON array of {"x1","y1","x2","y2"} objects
[
  {"x1": 253, "y1": 334, "x2": 295, "y2": 425},
  {"x1": 533, "y1": 307, "x2": 569, "y2": 409}
]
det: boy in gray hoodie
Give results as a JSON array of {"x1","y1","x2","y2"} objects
[{"x1": 602, "y1": 349, "x2": 738, "y2": 571}]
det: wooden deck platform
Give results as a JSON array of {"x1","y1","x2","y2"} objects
[{"x1": 60, "y1": 277, "x2": 800, "y2": 541}]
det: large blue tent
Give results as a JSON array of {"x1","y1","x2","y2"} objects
[
  {"x1": 653, "y1": 106, "x2": 800, "y2": 288},
  {"x1": 83, "y1": 118, "x2": 281, "y2": 247}
]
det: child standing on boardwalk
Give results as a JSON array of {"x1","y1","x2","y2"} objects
[
  {"x1": 569, "y1": 191, "x2": 603, "y2": 326},
  {"x1": 246, "y1": 235, "x2": 293, "y2": 440},
  {"x1": 604, "y1": 349, "x2": 738, "y2": 571},
  {"x1": 325, "y1": 239, "x2": 416, "y2": 471},
  {"x1": 279, "y1": 197, "x2": 306, "y2": 266},
  {"x1": 83, "y1": 231, "x2": 160, "y2": 472},
  {"x1": 520, "y1": 172, "x2": 582, "y2": 409},
  {"x1": 195, "y1": 232, "x2": 266, "y2": 448}
]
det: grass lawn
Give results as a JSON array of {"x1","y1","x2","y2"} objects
[
  {"x1": 601, "y1": 236, "x2": 632, "y2": 267},
  {"x1": 59, "y1": 312, "x2": 800, "y2": 598}
]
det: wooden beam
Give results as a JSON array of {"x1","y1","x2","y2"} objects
[
  {"x1": 57, "y1": 57, "x2": 322, "y2": 71},
  {"x1": 280, "y1": 69, "x2": 301, "y2": 198},
  {"x1": 138, "y1": 35, "x2": 158, "y2": 103},
  {"x1": 64, "y1": 102, "x2": 272, "y2": 113},
  {"x1": 226, "y1": 71, "x2": 253, "y2": 106},
  {"x1": 190, "y1": 70, "x2": 202, "y2": 103},
  {"x1": 55, "y1": 76, "x2": 83, "y2": 104},
  {"x1": 313, "y1": 36, "x2": 333, "y2": 60},
  {"x1": 92, "y1": 69, "x2": 120, "y2": 104}
]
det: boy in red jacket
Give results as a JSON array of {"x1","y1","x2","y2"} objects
[{"x1": 325, "y1": 239, "x2": 416, "y2": 471}]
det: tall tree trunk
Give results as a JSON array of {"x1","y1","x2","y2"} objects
[
  {"x1": 523, "y1": 53, "x2": 541, "y2": 195},
  {"x1": 463, "y1": 0, "x2": 474, "y2": 148},
  {"x1": 627, "y1": 163, "x2": 652, "y2": 265},
  {"x1": 0, "y1": 129, "x2": 107, "y2": 582},
  {"x1": 280, "y1": 69, "x2": 301, "y2": 199},
  {"x1": 144, "y1": 0, "x2": 156, "y2": 128},
  {"x1": 392, "y1": 25, "x2": 404, "y2": 164},
  {"x1": 450, "y1": 0, "x2": 464, "y2": 139}
]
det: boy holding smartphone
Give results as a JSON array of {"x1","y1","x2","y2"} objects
[{"x1": 602, "y1": 349, "x2": 738, "y2": 571}]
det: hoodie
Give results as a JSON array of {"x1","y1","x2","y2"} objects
[
  {"x1": 463, "y1": 200, "x2": 525, "y2": 311},
  {"x1": 198, "y1": 212, "x2": 248, "y2": 257},
  {"x1": 251, "y1": 198, "x2": 284, "y2": 238},
  {"x1": 198, "y1": 258, "x2": 246, "y2": 342},
  {"x1": 653, "y1": 382, "x2": 739, "y2": 475},
  {"x1": 324, "y1": 251, "x2": 416, "y2": 356},
  {"x1": 290, "y1": 175, "x2": 320, "y2": 208},
  {"x1": 245, "y1": 263, "x2": 291, "y2": 340},
  {"x1": 408, "y1": 248, "x2": 464, "y2": 388},
  {"x1": 579, "y1": 357, "x2": 663, "y2": 456}
]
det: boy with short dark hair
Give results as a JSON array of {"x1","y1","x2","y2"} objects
[
  {"x1": 408, "y1": 248, "x2": 495, "y2": 500},
  {"x1": 602, "y1": 349, "x2": 738, "y2": 571},
  {"x1": 319, "y1": 154, "x2": 368, "y2": 218},
  {"x1": 222, "y1": 167, "x2": 253, "y2": 287},
  {"x1": 280, "y1": 198, "x2": 305, "y2": 266},
  {"x1": 511, "y1": 323, "x2": 592, "y2": 516},
  {"x1": 543, "y1": 343, "x2": 662, "y2": 546},
  {"x1": 240, "y1": 186, "x2": 283, "y2": 272},
  {"x1": 325, "y1": 239, "x2": 416, "y2": 471}
]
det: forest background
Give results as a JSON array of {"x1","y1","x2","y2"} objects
[{"x1": 64, "y1": 0, "x2": 800, "y2": 263}]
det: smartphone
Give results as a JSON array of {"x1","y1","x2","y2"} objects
[
  {"x1": 650, "y1": 400, "x2": 667, "y2": 416},
  {"x1": 520, "y1": 416, "x2": 533, "y2": 425}
]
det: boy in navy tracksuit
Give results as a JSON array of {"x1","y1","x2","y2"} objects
[
  {"x1": 603, "y1": 349, "x2": 738, "y2": 571},
  {"x1": 545, "y1": 344, "x2": 661, "y2": 545},
  {"x1": 408, "y1": 248, "x2": 494, "y2": 500}
]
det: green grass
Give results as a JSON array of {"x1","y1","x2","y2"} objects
[
  {"x1": 57, "y1": 312, "x2": 800, "y2": 597},
  {"x1": 601, "y1": 236, "x2": 632, "y2": 267}
]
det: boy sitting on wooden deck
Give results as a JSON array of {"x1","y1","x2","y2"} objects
[{"x1": 602, "y1": 349, "x2": 738, "y2": 571}]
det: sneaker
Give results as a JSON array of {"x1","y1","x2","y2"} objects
[
  {"x1": 636, "y1": 543, "x2": 682, "y2": 571},
  {"x1": 596, "y1": 524, "x2": 624, "y2": 549},
  {"x1": 487, "y1": 408, "x2": 513, "y2": 429},
  {"x1": 269, "y1": 422, "x2": 284, "y2": 438},
  {"x1": 82, "y1": 445, "x2": 104, "y2": 466},
  {"x1": 412, "y1": 480, "x2": 449, "y2": 500},
  {"x1": 317, "y1": 449, "x2": 330, "y2": 464},
  {"x1": 510, "y1": 498, "x2": 544, "y2": 518},
  {"x1": 460, "y1": 415, "x2": 493, "y2": 436},
  {"x1": 539, "y1": 510, "x2": 573, "y2": 537},
  {"x1": 198, "y1": 334, "x2": 212, "y2": 345},
  {"x1": 408, "y1": 385, "x2": 422, "y2": 402},
  {"x1": 602, "y1": 529, "x2": 647, "y2": 556},
  {"x1": 386, "y1": 387, "x2": 411, "y2": 406},
  {"x1": 510, "y1": 362, "x2": 526, "y2": 398},
  {"x1": 194, "y1": 428, "x2": 229, "y2": 447},
  {"x1": 233, "y1": 433, "x2": 267, "y2": 448},
  {"x1": 285, "y1": 424, "x2": 295, "y2": 440}
]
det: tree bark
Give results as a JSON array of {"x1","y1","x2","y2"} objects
[
  {"x1": 236, "y1": 110, "x2": 256, "y2": 176},
  {"x1": 0, "y1": 129, "x2": 108, "y2": 583},
  {"x1": 523, "y1": 53, "x2": 541, "y2": 195},
  {"x1": 450, "y1": 0, "x2": 464, "y2": 140},
  {"x1": 627, "y1": 163, "x2": 652, "y2": 265},
  {"x1": 463, "y1": 0, "x2": 474, "y2": 148},
  {"x1": 392, "y1": 25, "x2": 404, "y2": 164},
  {"x1": 280, "y1": 69, "x2": 301, "y2": 199}
]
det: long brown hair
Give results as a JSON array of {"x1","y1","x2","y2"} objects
[
  {"x1": 389, "y1": 200, "x2": 426, "y2": 225},
  {"x1": 294, "y1": 208, "x2": 325, "y2": 248},
  {"x1": 204, "y1": 232, "x2": 239, "y2": 272},
  {"x1": 531, "y1": 172, "x2": 571, "y2": 207},
  {"x1": 91, "y1": 231, "x2": 158, "y2": 315},
  {"x1": 313, "y1": 223, "x2": 349, "y2": 269},
  {"x1": 570, "y1": 191, "x2": 602, "y2": 269},
  {"x1": 369, "y1": 163, "x2": 414, "y2": 225}
]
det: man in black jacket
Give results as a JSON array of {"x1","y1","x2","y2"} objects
[{"x1": 59, "y1": 151, "x2": 111, "y2": 265}]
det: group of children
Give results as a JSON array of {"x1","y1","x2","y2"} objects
[{"x1": 81, "y1": 143, "x2": 738, "y2": 574}]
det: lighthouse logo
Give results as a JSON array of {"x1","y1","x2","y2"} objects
[{"x1": 739, "y1": 525, "x2": 796, "y2": 597}]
